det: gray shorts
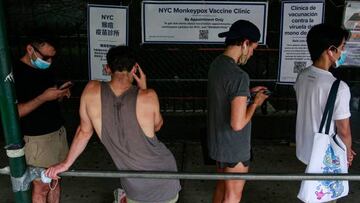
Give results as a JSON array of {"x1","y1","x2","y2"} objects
[{"x1": 126, "y1": 193, "x2": 179, "y2": 203}]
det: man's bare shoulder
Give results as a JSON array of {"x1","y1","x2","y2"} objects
[
  {"x1": 138, "y1": 88, "x2": 158, "y2": 103},
  {"x1": 82, "y1": 80, "x2": 101, "y2": 98}
]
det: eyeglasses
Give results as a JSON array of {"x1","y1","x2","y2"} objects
[{"x1": 32, "y1": 45, "x2": 53, "y2": 61}]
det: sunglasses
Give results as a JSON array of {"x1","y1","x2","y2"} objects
[{"x1": 32, "y1": 45, "x2": 53, "y2": 61}]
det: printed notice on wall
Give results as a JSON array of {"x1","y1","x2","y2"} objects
[
  {"x1": 343, "y1": 1, "x2": 360, "y2": 66},
  {"x1": 277, "y1": 1, "x2": 324, "y2": 84},
  {"x1": 88, "y1": 4, "x2": 128, "y2": 81},
  {"x1": 141, "y1": 1, "x2": 268, "y2": 44}
]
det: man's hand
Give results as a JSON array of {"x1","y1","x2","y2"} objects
[
  {"x1": 250, "y1": 86, "x2": 267, "y2": 93},
  {"x1": 348, "y1": 149, "x2": 356, "y2": 167},
  {"x1": 132, "y1": 63, "x2": 147, "y2": 90},
  {"x1": 45, "y1": 162, "x2": 70, "y2": 180},
  {"x1": 253, "y1": 90, "x2": 269, "y2": 107},
  {"x1": 38, "y1": 87, "x2": 70, "y2": 102}
]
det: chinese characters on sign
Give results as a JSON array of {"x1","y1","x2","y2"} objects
[{"x1": 88, "y1": 4, "x2": 128, "y2": 81}]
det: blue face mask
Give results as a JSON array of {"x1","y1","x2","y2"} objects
[
  {"x1": 30, "y1": 52, "x2": 51, "y2": 69},
  {"x1": 335, "y1": 51, "x2": 347, "y2": 68}
]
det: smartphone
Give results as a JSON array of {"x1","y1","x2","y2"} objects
[
  {"x1": 59, "y1": 82, "x2": 73, "y2": 90},
  {"x1": 251, "y1": 90, "x2": 272, "y2": 97},
  {"x1": 263, "y1": 90, "x2": 272, "y2": 96}
]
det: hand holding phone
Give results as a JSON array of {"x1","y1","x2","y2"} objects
[
  {"x1": 262, "y1": 89, "x2": 272, "y2": 96},
  {"x1": 251, "y1": 90, "x2": 272, "y2": 98}
]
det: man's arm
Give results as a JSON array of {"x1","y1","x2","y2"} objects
[
  {"x1": 45, "y1": 85, "x2": 94, "y2": 179},
  {"x1": 152, "y1": 90, "x2": 163, "y2": 132},
  {"x1": 18, "y1": 87, "x2": 69, "y2": 117},
  {"x1": 230, "y1": 92, "x2": 268, "y2": 131},
  {"x1": 336, "y1": 118, "x2": 356, "y2": 166}
]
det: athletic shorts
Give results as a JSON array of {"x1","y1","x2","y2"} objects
[{"x1": 24, "y1": 126, "x2": 69, "y2": 168}]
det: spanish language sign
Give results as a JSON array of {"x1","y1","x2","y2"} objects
[
  {"x1": 278, "y1": 0, "x2": 324, "y2": 84},
  {"x1": 343, "y1": 1, "x2": 360, "y2": 66},
  {"x1": 88, "y1": 4, "x2": 128, "y2": 81},
  {"x1": 141, "y1": 1, "x2": 268, "y2": 44}
]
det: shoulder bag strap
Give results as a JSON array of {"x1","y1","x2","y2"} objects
[{"x1": 318, "y1": 79, "x2": 341, "y2": 134}]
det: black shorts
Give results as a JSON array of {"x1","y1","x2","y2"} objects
[
  {"x1": 216, "y1": 149, "x2": 253, "y2": 168},
  {"x1": 217, "y1": 159, "x2": 250, "y2": 168}
]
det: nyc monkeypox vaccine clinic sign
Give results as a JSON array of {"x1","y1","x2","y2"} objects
[
  {"x1": 141, "y1": 1, "x2": 268, "y2": 44},
  {"x1": 278, "y1": 0, "x2": 324, "y2": 84},
  {"x1": 87, "y1": 4, "x2": 128, "y2": 81}
]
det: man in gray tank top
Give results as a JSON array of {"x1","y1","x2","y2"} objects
[{"x1": 46, "y1": 46, "x2": 181, "y2": 203}]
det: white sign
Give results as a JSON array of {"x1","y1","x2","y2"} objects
[
  {"x1": 277, "y1": 1, "x2": 324, "y2": 84},
  {"x1": 142, "y1": 1, "x2": 268, "y2": 44},
  {"x1": 343, "y1": 1, "x2": 360, "y2": 66},
  {"x1": 88, "y1": 4, "x2": 128, "y2": 81}
]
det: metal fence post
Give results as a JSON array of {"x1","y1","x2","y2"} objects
[{"x1": 0, "y1": 0, "x2": 31, "y2": 202}]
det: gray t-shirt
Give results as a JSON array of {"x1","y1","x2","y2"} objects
[{"x1": 207, "y1": 54, "x2": 251, "y2": 163}]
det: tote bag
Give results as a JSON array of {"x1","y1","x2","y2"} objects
[{"x1": 298, "y1": 79, "x2": 349, "y2": 203}]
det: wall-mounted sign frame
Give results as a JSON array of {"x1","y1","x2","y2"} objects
[
  {"x1": 277, "y1": 0, "x2": 324, "y2": 84},
  {"x1": 142, "y1": 1, "x2": 268, "y2": 44},
  {"x1": 343, "y1": 1, "x2": 360, "y2": 67},
  {"x1": 88, "y1": 4, "x2": 128, "y2": 81}
]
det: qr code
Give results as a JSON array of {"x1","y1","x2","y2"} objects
[
  {"x1": 293, "y1": 61, "x2": 306, "y2": 73},
  {"x1": 199, "y1": 30, "x2": 209, "y2": 40}
]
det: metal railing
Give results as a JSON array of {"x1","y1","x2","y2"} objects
[{"x1": 1, "y1": 166, "x2": 360, "y2": 181}]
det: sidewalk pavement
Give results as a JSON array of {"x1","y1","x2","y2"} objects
[
  {"x1": 1, "y1": 139, "x2": 360, "y2": 203},
  {"x1": 1, "y1": 112, "x2": 359, "y2": 202}
]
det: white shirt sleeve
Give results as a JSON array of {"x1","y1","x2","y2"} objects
[{"x1": 333, "y1": 81, "x2": 351, "y2": 120}]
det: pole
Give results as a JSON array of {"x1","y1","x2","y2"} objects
[{"x1": 0, "y1": 0, "x2": 31, "y2": 202}]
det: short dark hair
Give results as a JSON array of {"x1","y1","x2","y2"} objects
[
  {"x1": 225, "y1": 37, "x2": 247, "y2": 47},
  {"x1": 25, "y1": 34, "x2": 57, "y2": 50},
  {"x1": 307, "y1": 23, "x2": 350, "y2": 62},
  {"x1": 106, "y1": 46, "x2": 136, "y2": 73}
]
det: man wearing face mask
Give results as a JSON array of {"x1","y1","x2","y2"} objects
[
  {"x1": 13, "y1": 36, "x2": 71, "y2": 203},
  {"x1": 207, "y1": 20, "x2": 268, "y2": 203},
  {"x1": 294, "y1": 24, "x2": 356, "y2": 173}
]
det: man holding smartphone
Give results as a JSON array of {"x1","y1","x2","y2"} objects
[
  {"x1": 207, "y1": 20, "x2": 268, "y2": 203},
  {"x1": 13, "y1": 35, "x2": 71, "y2": 203}
]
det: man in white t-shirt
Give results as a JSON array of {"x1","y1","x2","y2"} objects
[{"x1": 294, "y1": 23, "x2": 356, "y2": 167}]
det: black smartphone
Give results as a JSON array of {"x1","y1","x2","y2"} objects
[
  {"x1": 263, "y1": 90, "x2": 272, "y2": 96},
  {"x1": 251, "y1": 90, "x2": 272, "y2": 97},
  {"x1": 59, "y1": 82, "x2": 74, "y2": 90}
]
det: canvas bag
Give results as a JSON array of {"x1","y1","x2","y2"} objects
[{"x1": 298, "y1": 79, "x2": 349, "y2": 203}]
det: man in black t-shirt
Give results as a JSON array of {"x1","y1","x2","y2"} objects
[
  {"x1": 13, "y1": 36, "x2": 71, "y2": 203},
  {"x1": 207, "y1": 20, "x2": 268, "y2": 203}
]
